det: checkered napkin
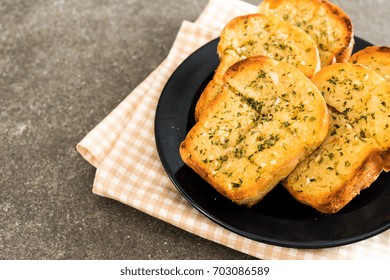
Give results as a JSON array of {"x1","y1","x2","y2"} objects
[{"x1": 77, "y1": 0, "x2": 390, "y2": 259}]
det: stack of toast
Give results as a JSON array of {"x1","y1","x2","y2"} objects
[{"x1": 179, "y1": 0, "x2": 390, "y2": 214}]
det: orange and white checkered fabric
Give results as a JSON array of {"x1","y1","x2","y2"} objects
[{"x1": 77, "y1": 0, "x2": 390, "y2": 259}]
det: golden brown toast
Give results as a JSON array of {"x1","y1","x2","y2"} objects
[
  {"x1": 180, "y1": 56, "x2": 328, "y2": 206},
  {"x1": 194, "y1": 13, "x2": 320, "y2": 121},
  {"x1": 258, "y1": 0, "x2": 354, "y2": 67},
  {"x1": 350, "y1": 46, "x2": 390, "y2": 83},
  {"x1": 283, "y1": 62, "x2": 390, "y2": 213}
]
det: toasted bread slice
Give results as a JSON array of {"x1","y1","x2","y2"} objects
[
  {"x1": 180, "y1": 56, "x2": 328, "y2": 206},
  {"x1": 350, "y1": 46, "x2": 390, "y2": 83},
  {"x1": 217, "y1": 14, "x2": 320, "y2": 79},
  {"x1": 258, "y1": 0, "x2": 354, "y2": 67},
  {"x1": 283, "y1": 62, "x2": 390, "y2": 213},
  {"x1": 194, "y1": 13, "x2": 320, "y2": 121}
]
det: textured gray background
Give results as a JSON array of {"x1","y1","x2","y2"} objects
[{"x1": 0, "y1": 0, "x2": 388, "y2": 259}]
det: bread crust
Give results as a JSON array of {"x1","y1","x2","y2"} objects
[
  {"x1": 323, "y1": 0, "x2": 354, "y2": 63},
  {"x1": 382, "y1": 149, "x2": 390, "y2": 171}
]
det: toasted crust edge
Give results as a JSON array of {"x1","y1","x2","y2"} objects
[
  {"x1": 324, "y1": 0, "x2": 354, "y2": 63},
  {"x1": 350, "y1": 46, "x2": 390, "y2": 60}
]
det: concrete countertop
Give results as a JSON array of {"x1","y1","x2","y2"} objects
[{"x1": 1, "y1": 0, "x2": 388, "y2": 259}]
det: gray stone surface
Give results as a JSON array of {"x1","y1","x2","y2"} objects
[{"x1": 0, "y1": 0, "x2": 388, "y2": 259}]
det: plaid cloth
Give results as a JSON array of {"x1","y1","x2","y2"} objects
[{"x1": 77, "y1": 0, "x2": 390, "y2": 259}]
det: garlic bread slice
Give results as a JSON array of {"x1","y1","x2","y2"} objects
[
  {"x1": 284, "y1": 62, "x2": 390, "y2": 213},
  {"x1": 181, "y1": 56, "x2": 328, "y2": 206},
  {"x1": 195, "y1": 13, "x2": 320, "y2": 121}
]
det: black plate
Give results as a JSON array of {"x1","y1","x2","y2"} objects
[{"x1": 154, "y1": 37, "x2": 390, "y2": 249}]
